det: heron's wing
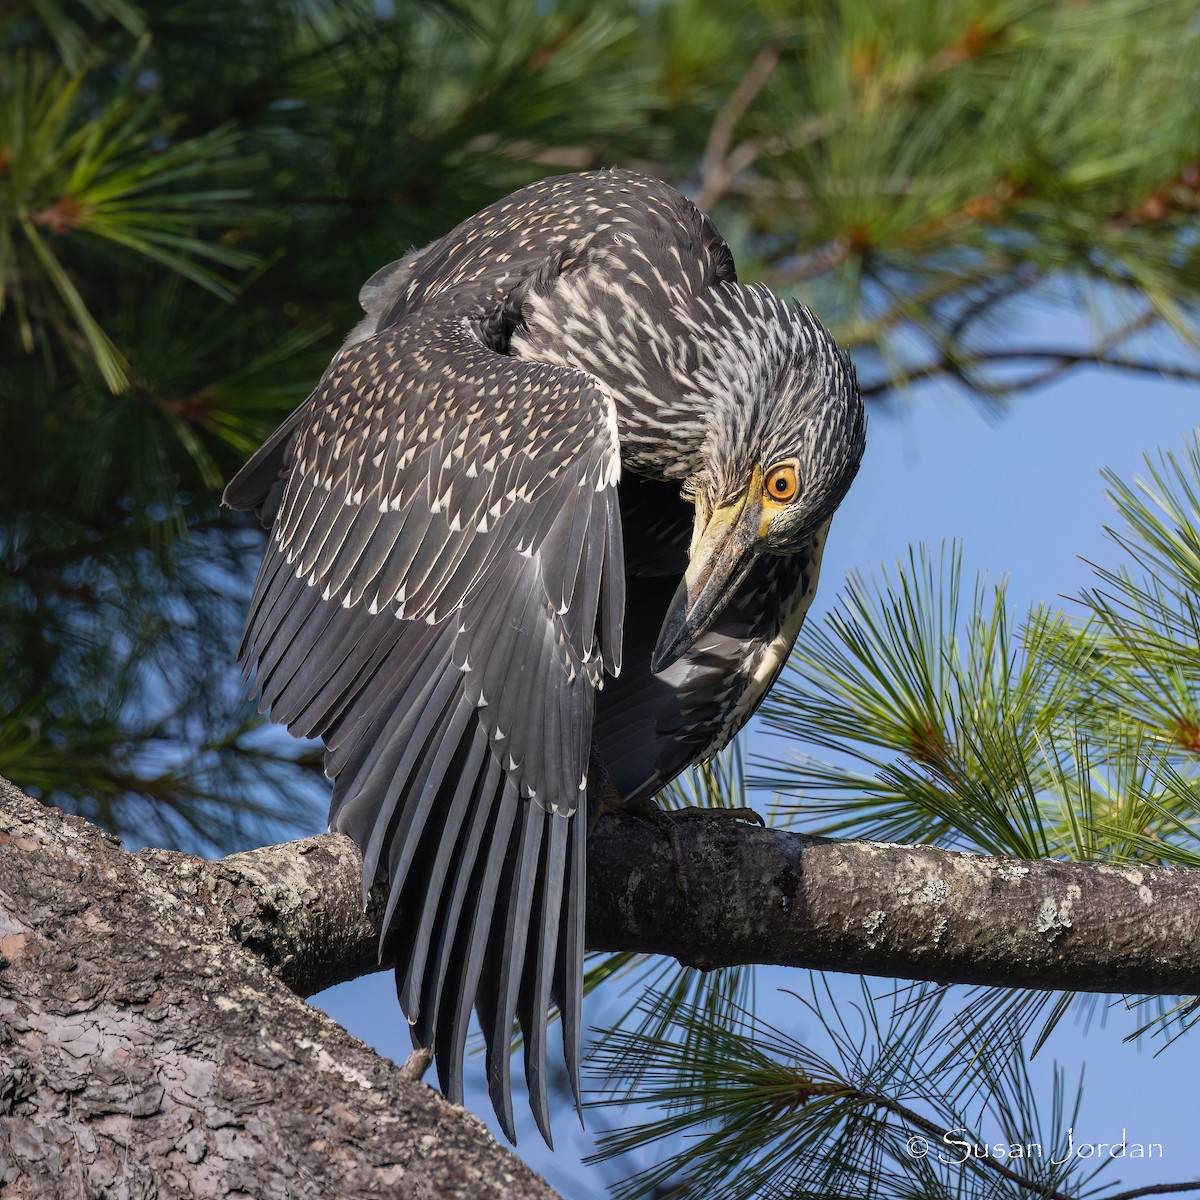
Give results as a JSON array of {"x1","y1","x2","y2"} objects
[{"x1": 225, "y1": 301, "x2": 623, "y2": 1144}]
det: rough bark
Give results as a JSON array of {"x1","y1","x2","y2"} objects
[
  {"x1": 4, "y1": 775, "x2": 1200, "y2": 1197},
  {"x1": 585, "y1": 817, "x2": 1200, "y2": 993},
  {"x1": 155, "y1": 801, "x2": 1200, "y2": 1000},
  {"x1": 0, "y1": 777, "x2": 558, "y2": 1200}
]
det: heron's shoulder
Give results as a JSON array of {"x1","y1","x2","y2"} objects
[{"x1": 356, "y1": 171, "x2": 738, "y2": 337}]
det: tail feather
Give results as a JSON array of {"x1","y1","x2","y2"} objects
[
  {"x1": 479, "y1": 800, "x2": 545, "y2": 1142},
  {"x1": 395, "y1": 727, "x2": 491, "y2": 1018},
  {"x1": 552, "y1": 814, "x2": 587, "y2": 1115},
  {"x1": 435, "y1": 779, "x2": 521, "y2": 1105},
  {"x1": 349, "y1": 667, "x2": 461, "y2": 887},
  {"x1": 412, "y1": 749, "x2": 504, "y2": 1050},
  {"x1": 378, "y1": 697, "x2": 476, "y2": 931},
  {"x1": 519, "y1": 813, "x2": 568, "y2": 1146}
]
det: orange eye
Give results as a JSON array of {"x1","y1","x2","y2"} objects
[{"x1": 764, "y1": 462, "x2": 799, "y2": 504}]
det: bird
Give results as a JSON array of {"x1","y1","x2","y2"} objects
[{"x1": 224, "y1": 168, "x2": 865, "y2": 1146}]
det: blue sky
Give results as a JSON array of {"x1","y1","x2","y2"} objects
[{"x1": 314, "y1": 359, "x2": 1200, "y2": 1197}]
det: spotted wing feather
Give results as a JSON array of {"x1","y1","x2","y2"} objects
[{"x1": 226, "y1": 299, "x2": 623, "y2": 1142}]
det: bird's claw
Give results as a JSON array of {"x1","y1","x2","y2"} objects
[
  {"x1": 664, "y1": 804, "x2": 766, "y2": 827},
  {"x1": 622, "y1": 800, "x2": 766, "y2": 896}
]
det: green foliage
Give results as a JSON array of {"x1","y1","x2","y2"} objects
[
  {"x1": 588, "y1": 433, "x2": 1200, "y2": 1198},
  {"x1": 2, "y1": 0, "x2": 1200, "y2": 1191},
  {"x1": 758, "y1": 437, "x2": 1200, "y2": 872},
  {"x1": 4, "y1": 0, "x2": 1198, "y2": 847},
  {"x1": 0, "y1": 51, "x2": 255, "y2": 386},
  {"x1": 701, "y1": 0, "x2": 1200, "y2": 402},
  {"x1": 590, "y1": 981, "x2": 1091, "y2": 1200}
]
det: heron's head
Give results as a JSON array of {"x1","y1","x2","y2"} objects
[{"x1": 653, "y1": 286, "x2": 865, "y2": 671}]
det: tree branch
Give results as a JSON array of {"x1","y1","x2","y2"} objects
[
  {"x1": 860, "y1": 346, "x2": 1200, "y2": 398},
  {"x1": 157, "y1": 805, "x2": 1200, "y2": 999},
  {"x1": 7, "y1": 777, "x2": 1200, "y2": 1195},
  {"x1": 0, "y1": 778, "x2": 558, "y2": 1200},
  {"x1": 694, "y1": 44, "x2": 780, "y2": 211},
  {"x1": 1105, "y1": 1184, "x2": 1200, "y2": 1200},
  {"x1": 589, "y1": 816, "x2": 1200, "y2": 993},
  {"x1": 856, "y1": 1089, "x2": 1078, "y2": 1200}
]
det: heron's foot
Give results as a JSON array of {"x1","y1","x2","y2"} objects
[
  {"x1": 665, "y1": 804, "x2": 765, "y2": 827},
  {"x1": 400, "y1": 1046, "x2": 433, "y2": 1082},
  {"x1": 618, "y1": 795, "x2": 690, "y2": 895},
  {"x1": 586, "y1": 763, "x2": 627, "y2": 837},
  {"x1": 620, "y1": 798, "x2": 765, "y2": 896}
]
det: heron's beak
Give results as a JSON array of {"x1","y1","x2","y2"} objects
[{"x1": 652, "y1": 469, "x2": 765, "y2": 673}]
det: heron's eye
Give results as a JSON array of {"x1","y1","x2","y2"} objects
[{"x1": 763, "y1": 461, "x2": 799, "y2": 504}]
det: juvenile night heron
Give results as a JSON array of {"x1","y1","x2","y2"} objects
[{"x1": 225, "y1": 168, "x2": 864, "y2": 1144}]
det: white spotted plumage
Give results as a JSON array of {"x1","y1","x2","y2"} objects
[{"x1": 225, "y1": 167, "x2": 863, "y2": 1148}]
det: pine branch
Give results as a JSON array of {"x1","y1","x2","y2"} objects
[
  {"x1": 851, "y1": 1088, "x2": 1079, "y2": 1200},
  {"x1": 1105, "y1": 1185, "x2": 1200, "y2": 1200},
  {"x1": 694, "y1": 43, "x2": 781, "y2": 211},
  {"x1": 130, "y1": 794, "x2": 1200, "y2": 1000},
  {"x1": 860, "y1": 346, "x2": 1200, "y2": 398},
  {"x1": 586, "y1": 815, "x2": 1200, "y2": 995}
]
